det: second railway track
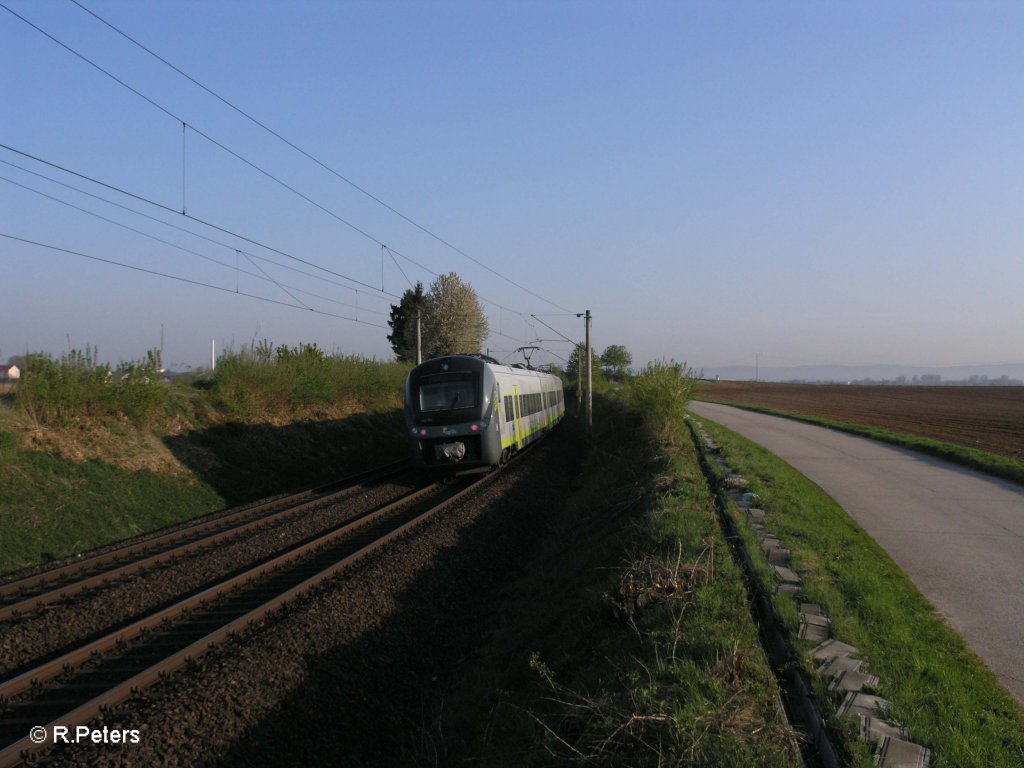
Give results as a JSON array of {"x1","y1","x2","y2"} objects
[
  {"x1": 0, "y1": 469, "x2": 498, "y2": 768},
  {"x1": 0, "y1": 460, "x2": 410, "y2": 623}
]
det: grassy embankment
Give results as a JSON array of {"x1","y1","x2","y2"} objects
[
  {"x1": 694, "y1": 417, "x2": 1024, "y2": 767},
  {"x1": 698, "y1": 399, "x2": 1024, "y2": 487},
  {"x1": 0, "y1": 344, "x2": 409, "y2": 575},
  {"x1": 436, "y1": 362, "x2": 800, "y2": 766}
]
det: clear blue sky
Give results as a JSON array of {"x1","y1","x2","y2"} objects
[{"x1": 2, "y1": 0, "x2": 1022, "y2": 372}]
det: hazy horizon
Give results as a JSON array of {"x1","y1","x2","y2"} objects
[{"x1": 4, "y1": 2, "x2": 1023, "y2": 372}]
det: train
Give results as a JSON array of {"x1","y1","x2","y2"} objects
[{"x1": 404, "y1": 354, "x2": 566, "y2": 472}]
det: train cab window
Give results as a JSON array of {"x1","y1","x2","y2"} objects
[
  {"x1": 418, "y1": 373, "x2": 478, "y2": 412},
  {"x1": 504, "y1": 395, "x2": 514, "y2": 421}
]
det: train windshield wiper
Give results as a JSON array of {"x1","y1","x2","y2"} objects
[{"x1": 448, "y1": 391, "x2": 462, "y2": 410}]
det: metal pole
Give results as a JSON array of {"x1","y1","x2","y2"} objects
[
  {"x1": 585, "y1": 309, "x2": 592, "y2": 435},
  {"x1": 211, "y1": 339, "x2": 216, "y2": 372}
]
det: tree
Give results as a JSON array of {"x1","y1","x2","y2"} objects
[
  {"x1": 566, "y1": 345, "x2": 603, "y2": 385},
  {"x1": 387, "y1": 282, "x2": 425, "y2": 362},
  {"x1": 601, "y1": 344, "x2": 633, "y2": 380},
  {"x1": 420, "y1": 273, "x2": 489, "y2": 357}
]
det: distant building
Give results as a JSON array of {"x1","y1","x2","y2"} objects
[
  {"x1": 920, "y1": 374, "x2": 941, "y2": 385},
  {"x1": 0, "y1": 364, "x2": 20, "y2": 381}
]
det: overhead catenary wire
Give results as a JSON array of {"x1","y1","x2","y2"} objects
[
  {"x1": 1, "y1": 143, "x2": 539, "y2": 340},
  {"x1": 0, "y1": 173, "x2": 388, "y2": 316},
  {"x1": 3, "y1": 147, "x2": 532, "y2": 348},
  {"x1": 66, "y1": 0, "x2": 571, "y2": 314},
  {"x1": 2, "y1": 233, "x2": 389, "y2": 328},
  {"x1": 530, "y1": 314, "x2": 581, "y2": 347},
  {"x1": 5, "y1": 2, "x2": 570, "y2": 319},
  {"x1": 2, "y1": 7, "x2": 552, "y2": 349},
  {"x1": 0, "y1": 157, "x2": 391, "y2": 307},
  {"x1": 0, "y1": 143, "x2": 401, "y2": 300}
]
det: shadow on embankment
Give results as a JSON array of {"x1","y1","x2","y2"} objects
[
  {"x1": 214, "y1": 420, "x2": 593, "y2": 768},
  {"x1": 162, "y1": 409, "x2": 406, "y2": 505}
]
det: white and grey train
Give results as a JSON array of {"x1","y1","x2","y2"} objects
[{"x1": 404, "y1": 355, "x2": 565, "y2": 472}]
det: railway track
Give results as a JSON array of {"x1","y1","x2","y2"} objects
[
  {"x1": 0, "y1": 460, "x2": 409, "y2": 623},
  {"x1": 0, "y1": 468, "x2": 499, "y2": 767}
]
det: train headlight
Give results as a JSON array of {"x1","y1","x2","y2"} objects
[{"x1": 471, "y1": 424, "x2": 479, "y2": 431}]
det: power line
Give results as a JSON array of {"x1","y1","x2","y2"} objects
[
  {"x1": 530, "y1": 314, "x2": 580, "y2": 346},
  {"x1": 2, "y1": 232, "x2": 388, "y2": 328},
  {"x1": 67, "y1": 0, "x2": 571, "y2": 314},
  {"x1": 2, "y1": 147, "x2": 529, "y2": 347},
  {"x1": 1, "y1": 172, "x2": 389, "y2": 317},
  {"x1": 0, "y1": 157, "x2": 392, "y2": 307},
  {"x1": 0, "y1": 143, "x2": 401, "y2": 299},
  {"x1": 3, "y1": 6, "x2": 565, "y2": 333},
  {"x1": 7, "y1": 1, "x2": 568, "y2": 315}
]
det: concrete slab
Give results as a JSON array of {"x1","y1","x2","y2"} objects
[
  {"x1": 838, "y1": 691, "x2": 890, "y2": 722},
  {"x1": 799, "y1": 621, "x2": 831, "y2": 642},
  {"x1": 800, "y1": 603, "x2": 827, "y2": 617},
  {"x1": 747, "y1": 507, "x2": 766, "y2": 521},
  {"x1": 876, "y1": 736, "x2": 932, "y2": 768},
  {"x1": 810, "y1": 639, "x2": 860, "y2": 662},
  {"x1": 767, "y1": 547, "x2": 791, "y2": 566},
  {"x1": 773, "y1": 564, "x2": 801, "y2": 584},
  {"x1": 760, "y1": 537, "x2": 782, "y2": 551},
  {"x1": 859, "y1": 715, "x2": 907, "y2": 743},
  {"x1": 725, "y1": 474, "x2": 749, "y2": 489},
  {"x1": 776, "y1": 583, "x2": 802, "y2": 597},
  {"x1": 818, "y1": 655, "x2": 866, "y2": 677},
  {"x1": 800, "y1": 612, "x2": 831, "y2": 628},
  {"x1": 829, "y1": 669, "x2": 881, "y2": 692}
]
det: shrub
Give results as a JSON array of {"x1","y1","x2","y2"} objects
[
  {"x1": 209, "y1": 342, "x2": 409, "y2": 417},
  {"x1": 624, "y1": 360, "x2": 699, "y2": 443},
  {"x1": 15, "y1": 347, "x2": 168, "y2": 427}
]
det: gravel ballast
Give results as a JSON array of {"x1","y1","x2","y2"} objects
[{"x1": 33, "y1": 425, "x2": 581, "y2": 767}]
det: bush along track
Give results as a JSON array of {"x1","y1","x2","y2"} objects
[{"x1": 689, "y1": 416, "x2": 1024, "y2": 768}]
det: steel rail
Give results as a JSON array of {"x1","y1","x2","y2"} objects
[
  {"x1": 0, "y1": 481, "x2": 442, "y2": 700},
  {"x1": 0, "y1": 460, "x2": 409, "y2": 621},
  {"x1": 0, "y1": 471, "x2": 496, "y2": 768},
  {"x1": 0, "y1": 479, "x2": 479, "y2": 765}
]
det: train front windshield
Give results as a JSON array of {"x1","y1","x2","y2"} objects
[{"x1": 417, "y1": 372, "x2": 478, "y2": 412}]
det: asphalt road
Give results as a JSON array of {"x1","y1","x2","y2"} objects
[{"x1": 690, "y1": 400, "x2": 1024, "y2": 704}]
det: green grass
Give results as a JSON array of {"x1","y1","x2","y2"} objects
[
  {"x1": 1, "y1": 342, "x2": 412, "y2": 576},
  {"x1": 438, "y1": 384, "x2": 799, "y2": 765},
  {"x1": 700, "y1": 400, "x2": 1024, "y2": 487},
  {"x1": 206, "y1": 343, "x2": 409, "y2": 419},
  {"x1": 14, "y1": 347, "x2": 171, "y2": 429},
  {"x1": 694, "y1": 417, "x2": 1024, "y2": 767},
  {"x1": 0, "y1": 424, "x2": 223, "y2": 574}
]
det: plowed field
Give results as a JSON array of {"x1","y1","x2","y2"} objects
[{"x1": 696, "y1": 382, "x2": 1024, "y2": 462}]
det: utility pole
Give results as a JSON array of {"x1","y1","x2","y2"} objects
[
  {"x1": 755, "y1": 352, "x2": 760, "y2": 383},
  {"x1": 211, "y1": 339, "x2": 216, "y2": 372},
  {"x1": 576, "y1": 344, "x2": 583, "y2": 406},
  {"x1": 416, "y1": 310, "x2": 422, "y2": 365},
  {"x1": 584, "y1": 309, "x2": 593, "y2": 436}
]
